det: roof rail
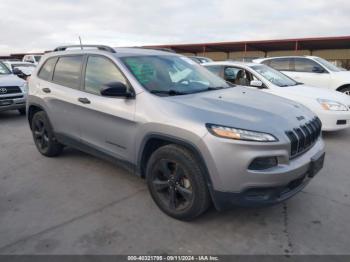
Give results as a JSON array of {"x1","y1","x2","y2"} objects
[{"x1": 53, "y1": 45, "x2": 116, "y2": 53}]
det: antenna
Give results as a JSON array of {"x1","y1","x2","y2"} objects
[{"x1": 78, "y1": 36, "x2": 83, "y2": 50}]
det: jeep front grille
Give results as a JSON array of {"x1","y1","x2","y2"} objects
[{"x1": 285, "y1": 117, "x2": 322, "y2": 158}]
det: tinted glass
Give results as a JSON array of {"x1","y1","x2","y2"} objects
[
  {"x1": 265, "y1": 58, "x2": 291, "y2": 71},
  {"x1": 294, "y1": 58, "x2": 323, "y2": 73},
  {"x1": 84, "y1": 56, "x2": 128, "y2": 95},
  {"x1": 34, "y1": 56, "x2": 42, "y2": 62},
  {"x1": 121, "y1": 56, "x2": 229, "y2": 96},
  {"x1": 225, "y1": 67, "x2": 251, "y2": 86},
  {"x1": 205, "y1": 65, "x2": 222, "y2": 76},
  {"x1": 224, "y1": 67, "x2": 241, "y2": 81},
  {"x1": 0, "y1": 62, "x2": 10, "y2": 74},
  {"x1": 53, "y1": 56, "x2": 83, "y2": 89},
  {"x1": 38, "y1": 57, "x2": 57, "y2": 80}
]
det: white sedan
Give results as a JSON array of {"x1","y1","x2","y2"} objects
[
  {"x1": 254, "y1": 56, "x2": 350, "y2": 95},
  {"x1": 204, "y1": 61, "x2": 350, "y2": 131}
]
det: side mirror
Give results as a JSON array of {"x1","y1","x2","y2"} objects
[
  {"x1": 12, "y1": 68, "x2": 22, "y2": 75},
  {"x1": 312, "y1": 66, "x2": 326, "y2": 73},
  {"x1": 100, "y1": 82, "x2": 133, "y2": 98},
  {"x1": 250, "y1": 80, "x2": 264, "y2": 88}
]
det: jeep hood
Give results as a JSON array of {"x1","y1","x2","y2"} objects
[{"x1": 166, "y1": 86, "x2": 316, "y2": 134}]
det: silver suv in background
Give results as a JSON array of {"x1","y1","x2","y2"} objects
[
  {"x1": 0, "y1": 61, "x2": 27, "y2": 115},
  {"x1": 27, "y1": 45, "x2": 325, "y2": 220}
]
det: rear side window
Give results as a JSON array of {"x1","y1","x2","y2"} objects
[
  {"x1": 206, "y1": 65, "x2": 222, "y2": 76},
  {"x1": 38, "y1": 57, "x2": 57, "y2": 80},
  {"x1": 53, "y1": 56, "x2": 83, "y2": 89},
  {"x1": 84, "y1": 56, "x2": 128, "y2": 95},
  {"x1": 265, "y1": 58, "x2": 291, "y2": 71}
]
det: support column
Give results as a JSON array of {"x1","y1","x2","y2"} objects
[{"x1": 295, "y1": 41, "x2": 299, "y2": 53}]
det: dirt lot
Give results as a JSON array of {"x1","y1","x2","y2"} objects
[{"x1": 0, "y1": 110, "x2": 349, "y2": 255}]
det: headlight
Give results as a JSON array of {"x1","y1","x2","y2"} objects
[
  {"x1": 317, "y1": 99, "x2": 348, "y2": 111},
  {"x1": 21, "y1": 82, "x2": 28, "y2": 93},
  {"x1": 206, "y1": 124, "x2": 278, "y2": 142}
]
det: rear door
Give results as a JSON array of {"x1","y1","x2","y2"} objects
[
  {"x1": 38, "y1": 55, "x2": 85, "y2": 141},
  {"x1": 78, "y1": 55, "x2": 136, "y2": 161},
  {"x1": 264, "y1": 57, "x2": 292, "y2": 77}
]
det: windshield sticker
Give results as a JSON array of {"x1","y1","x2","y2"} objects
[{"x1": 124, "y1": 59, "x2": 155, "y2": 84}]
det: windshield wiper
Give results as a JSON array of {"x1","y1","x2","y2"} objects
[
  {"x1": 150, "y1": 90, "x2": 187, "y2": 96},
  {"x1": 207, "y1": 86, "x2": 225, "y2": 90},
  {"x1": 188, "y1": 86, "x2": 233, "y2": 94}
]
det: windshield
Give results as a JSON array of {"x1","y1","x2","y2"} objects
[
  {"x1": 0, "y1": 62, "x2": 11, "y2": 75},
  {"x1": 121, "y1": 55, "x2": 230, "y2": 95},
  {"x1": 251, "y1": 64, "x2": 298, "y2": 87},
  {"x1": 34, "y1": 56, "x2": 42, "y2": 62},
  {"x1": 313, "y1": 57, "x2": 346, "y2": 72}
]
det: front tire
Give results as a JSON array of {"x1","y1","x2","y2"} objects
[
  {"x1": 146, "y1": 144, "x2": 211, "y2": 220},
  {"x1": 31, "y1": 111, "x2": 63, "y2": 157}
]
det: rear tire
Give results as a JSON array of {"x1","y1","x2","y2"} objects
[
  {"x1": 18, "y1": 108, "x2": 26, "y2": 115},
  {"x1": 146, "y1": 144, "x2": 211, "y2": 220},
  {"x1": 31, "y1": 111, "x2": 63, "y2": 157}
]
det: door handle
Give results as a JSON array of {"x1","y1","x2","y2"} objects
[
  {"x1": 78, "y1": 97, "x2": 91, "y2": 104},
  {"x1": 42, "y1": 88, "x2": 51, "y2": 93}
]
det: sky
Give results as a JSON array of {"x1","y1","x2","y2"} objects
[{"x1": 0, "y1": 0, "x2": 349, "y2": 54}]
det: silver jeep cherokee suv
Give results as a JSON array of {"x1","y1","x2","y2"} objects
[
  {"x1": 27, "y1": 45, "x2": 325, "y2": 220},
  {"x1": 0, "y1": 61, "x2": 27, "y2": 115}
]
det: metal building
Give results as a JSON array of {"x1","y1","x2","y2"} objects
[{"x1": 145, "y1": 36, "x2": 350, "y2": 69}]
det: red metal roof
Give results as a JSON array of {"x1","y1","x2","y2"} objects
[{"x1": 144, "y1": 36, "x2": 350, "y2": 53}]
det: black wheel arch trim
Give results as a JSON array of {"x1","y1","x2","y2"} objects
[
  {"x1": 27, "y1": 102, "x2": 46, "y2": 129},
  {"x1": 137, "y1": 133, "x2": 220, "y2": 208},
  {"x1": 336, "y1": 84, "x2": 350, "y2": 92}
]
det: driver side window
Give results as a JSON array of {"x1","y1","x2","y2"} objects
[
  {"x1": 293, "y1": 58, "x2": 324, "y2": 73},
  {"x1": 224, "y1": 67, "x2": 251, "y2": 86},
  {"x1": 84, "y1": 56, "x2": 128, "y2": 95}
]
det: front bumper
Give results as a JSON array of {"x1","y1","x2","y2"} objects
[
  {"x1": 0, "y1": 95, "x2": 26, "y2": 112},
  {"x1": 211, "y1": 152, "x2": 324, "y2": 210},
  {"x1": 318, "y1": 110, "x2": 350, "y2": 131},
  {"x1": 198, "y1": 132, "x2": 325, "y2": 209}
]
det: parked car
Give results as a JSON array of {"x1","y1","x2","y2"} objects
[
  {"x1": 0, "y1": 61, "x2": 27, "y2": 115},
  {"x1": 204, "y1": 62, "x2": 350, "y2": 131},
  {"x1": 3, "y1": 61, "x2": 36, "y2": 80},
  {"x1": 23, "y1": 54, "x2": 42, "y2": 65},
  {"x1": 254, "y1": 56, "x2": 350, "y2": 95},
  {"x1": 188, "y1": 56, "x2": 213, "y2": 64},
  {"x1": 27, "y1": 45, "x2": 325, "y2": 220}
]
